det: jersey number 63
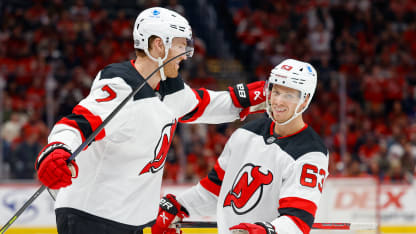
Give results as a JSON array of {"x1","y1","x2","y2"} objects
[{"x1": 299, "y1": 164, "x2": 326, "y2": 193}]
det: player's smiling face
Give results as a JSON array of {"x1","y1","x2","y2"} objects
[
  {"x1": 269, "y1": 84, "x2": 301, "y2": 123},
  {"x1": 164, "y1": 37, "x2": 188, "y2": 78}
]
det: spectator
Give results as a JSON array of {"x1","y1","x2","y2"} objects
[
  {"x1": 1, "y1": 112, "x2": 23, "y2": 145},
  {"x1": 10, "y1": 127, "x2": 41, "y2": 179}
]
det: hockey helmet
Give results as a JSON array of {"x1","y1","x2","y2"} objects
[
  {"x1": 265, "y1": 59, "x2": 317, "y2": 125},
  {"x1": 133, "y1": 7, "x2": 194, "y2": 61}
]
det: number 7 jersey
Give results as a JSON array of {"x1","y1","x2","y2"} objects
[{"x1": 178, "y1": 117, "x2": 329, "y2": 234}]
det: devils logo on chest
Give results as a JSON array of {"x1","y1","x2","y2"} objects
[
  {"x1": 223, "y1": 163, "x2": 273, "y2": 214},
  {"x1": 139, "y1": 120, "x2": 177, "y2": 175}
]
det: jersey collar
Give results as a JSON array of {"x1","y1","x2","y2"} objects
[{"x1": 269, "y1": 121, "x2": 309, "y2": 139}]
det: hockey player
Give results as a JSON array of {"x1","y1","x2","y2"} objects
[
  {"x1": 34, "y1": 7, "x2": 266, "y2": 234},
  {"x1": 153, "y1": 59, "x2": 329, "y2": 234}
]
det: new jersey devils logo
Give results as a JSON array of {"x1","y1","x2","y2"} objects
[
  {"x1": 223, "y1": 163, "x2": 273, "y2": 214},
  {"x1": 139, "y1": 120, "x2": 177, "y2": 175}
]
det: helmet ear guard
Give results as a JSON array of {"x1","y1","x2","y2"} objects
[{"x1": 265, "y1": 59, "x2": 317, "y2": 125}]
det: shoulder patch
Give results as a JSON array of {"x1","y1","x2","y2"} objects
[{"x1": 99, "y1": 61, "x2": 155, "y2": 100}]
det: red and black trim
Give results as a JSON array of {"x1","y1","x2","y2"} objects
[
  {"x1": 199, "y1": 162, "x2": 225, "y2": 196},
  {"x1": 179, "y1": 88, "x2": 211, "y2": 123},
  {"x1": 269, "y1": 122, "x2": 308, "y2": 139},
  {"x1": 56, "y1": 105, "x2": 106, "y2": 146},
  {"x1": 278, "y1": 197, "x2": 317, "y2": 233}
]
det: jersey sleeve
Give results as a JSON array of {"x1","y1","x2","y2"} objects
[
  {"x1": 162, "y1": 82, "x2": 241, "y2": 124},
  {"x1": 48, "y1": 73, "x2": 134, "y2": 151},
  {"x1": 271, "y1": 151, "x2": 329, "y2": 234},
  {"x1": 179, "y1": 86, "x2": 242, "y2": 124},
  {"x1": 177, "y1": 133, "x2": 234, "y2": 217}
]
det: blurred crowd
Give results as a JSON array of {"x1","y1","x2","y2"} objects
[{"x1": 0, "y1": 0, "x2": 415, "y2": 184}]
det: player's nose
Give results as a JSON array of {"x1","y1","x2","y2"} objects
[{"x1": 272, "y1": 95, "x2": 285, "y2": 104}]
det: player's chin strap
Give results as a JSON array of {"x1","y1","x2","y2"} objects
[
  {"x1": 266, "y1": 95, "x2": 306, "y2": 126},
  {"x1": 144, "y1": 44, "x2": 170, "y2": 81},
  {"x1": 158, "y1": 57, "x2": 166, "y2": 81},
  {"x1": 265, "y1": 89, "x2": 311, "y2": 126},
  {"x1": 274, "y1": 99, "x2": 304, "y2": 126}
]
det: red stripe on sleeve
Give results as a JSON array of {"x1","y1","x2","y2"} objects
[
  {"x1": 56, "y1": 117, "x2": 86, "y2": 142},
  {"x1": 72, "y1": 105, "x2": 106, "y2": 141},
  {"x1": 199, "y1": 176, "x2": 220, "y2": 196},
  {"x1": 286, "y1": 215, "x2": 311, "y2": 234},
  {"x1": 279, "y1": 197, "x2": 317, "y2": 215},
  {"x1": 214, "y1": 162, "x2": 225, "y2": 180},
  {"x1": 179, "y1": 88, "x2": 211, "y2": 123}
]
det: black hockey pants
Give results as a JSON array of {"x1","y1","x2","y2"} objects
[{"x1": 56, "y1": 208, "x2": 148, "y2": 234}]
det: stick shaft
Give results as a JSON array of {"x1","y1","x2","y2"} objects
[
  {"x1": 178, "y1": 221, "x2": 377, "y2": 230},
  {"x1": 0, "y1": 50, "x2": 191, "y2": 233},
  {"x1": 0, "y1": 186, "x2": 46, "y2": 233}
]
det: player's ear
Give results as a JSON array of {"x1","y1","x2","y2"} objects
[
  {"x1": 300, "y1": 94, "x2": 310, "y2": 110},
  {"x1": 149, "y1": 37, "x2": 165, "y2": 58}
]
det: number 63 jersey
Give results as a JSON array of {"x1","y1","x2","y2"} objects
[{"x1": 178, "y1": 117, "x2": 329, "y2": 234}]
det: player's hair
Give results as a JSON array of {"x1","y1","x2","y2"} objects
[{"x1": 135, "y1": 36, "x2": 158, "y2": 58}]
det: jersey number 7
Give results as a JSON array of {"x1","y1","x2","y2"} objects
[{"x1": 300, "y1": 164, "x2": 326, "y2": 193}]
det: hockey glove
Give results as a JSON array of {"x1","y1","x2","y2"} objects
[
  {"x1": 230, "y1": 222, "x2": 276, "y2": 234},
  {"x1": 35, "y1": 142, "x2": 78, "y2": 190},
  {"x1": 151, "y1": 194, "x2": 189, "y2": 234},
  {"x1": 228, "y1": 81, "x2": 266, "y2": 120}
]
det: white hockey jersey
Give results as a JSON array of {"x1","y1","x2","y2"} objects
[
  {"x1": 178, "y1": 117, "x2": 329, "y2": 234},
  {"x1": 49, "y1": 60, "x2": 242, "y2": 228}
]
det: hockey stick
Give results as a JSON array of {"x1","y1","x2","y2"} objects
[
  {"x1": 177, "y1": 221, "x2": 378, "y2": 230},
  {"x1": 0, "y1": 50, "x2": 193, "y2": 234}
]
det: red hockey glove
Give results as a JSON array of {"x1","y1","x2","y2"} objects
[
  {"x1": 151, "y1": 194, "x2": 189, "y2": 234},
  {"x1": 35, "y1": 142, "x2": 78, "y2": 190},
  {"x1": 228, "y1": 81, "x2": 266, "y2": 120},
  {"x1": 230, "y1": 222, "x2": 276, "y2": 234}
]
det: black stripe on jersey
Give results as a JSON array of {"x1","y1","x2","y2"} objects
[
  {"x1": 241, "y1": 117, "x2": 328, "y2": 160},
  {"x1": 158, "y1": 76, "x2": 185, "y2": 100},
  {"x1": 180, "y1": 108, "x2": 197, "y2": 121},
  {"x1": 278, "y1": 207, "x2": 314, "y2": 228},
  {"x1": 207, "y1": 168, "x2": 223, "y2": 186},
  {"x1": 180, "y1": 89, "x2": 204, "y2": 121},
  {"x1": 66, "y1": 113, "x2": 93, "y2": 141},
  {"x1": 99, "y1": 61, "x2": 156, "y2": 100}
]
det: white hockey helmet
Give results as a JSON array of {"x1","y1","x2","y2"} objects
[
  {"x1": 133, "y1": 7, "x2": 194, "y2": 80},
  {"x1": 133, "y1": 7, "x2": 193, "y2": 59},
  {"x1": 265, "y1": 59, "x2": 317, "y2": 125}
]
